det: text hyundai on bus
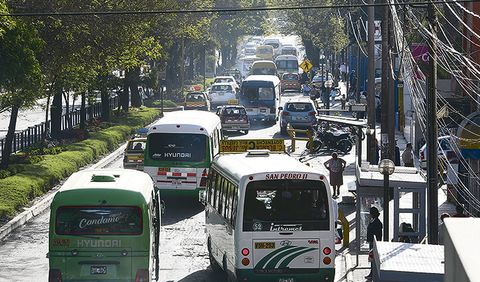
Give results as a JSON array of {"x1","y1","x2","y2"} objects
[
  {"x1": 143, "y1": 111, "x2": 222, "y2": 196},
  {"x1": 48, "y1": 169, "x2": 161, "y2": 282},
  {"x1": 239, "y1": 75, "x2": 281, "y2": 123},
  {"x1": 203, "y1": 150, "x2": 335, "y2": 282}
]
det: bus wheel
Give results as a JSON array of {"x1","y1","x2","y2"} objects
[{"x1": 208, "y1": 241, "x2": 222, "y2": 273}]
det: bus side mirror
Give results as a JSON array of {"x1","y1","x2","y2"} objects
[
  {"x1": 160, "y1": 200, "x2": 166, "y2": 215},
  {"x1": 199, "y1": 190, "x2": 206, "y2": 205}
]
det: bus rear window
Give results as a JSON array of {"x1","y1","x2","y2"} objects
[
  {"x1": 242, "y1": 180, "x2": 330, "y2": 231},
  {"x1": 148, "y1": 133, "x2": 207, "y2": 162},
  {"x1": 56, "y1": 206, "x2": 142, "y2": 235}
]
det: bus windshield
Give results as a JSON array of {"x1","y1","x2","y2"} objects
[
  {"x1": 148, "y1": 133, "x2": 207, "y2": 162},
  {"x1": 242, "y1": 179, "x2": 329, "y2": 231},
  {"x1": 56, "y1": 206, "x2": 143, "y2": 235}
]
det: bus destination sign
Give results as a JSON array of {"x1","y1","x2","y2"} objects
[{"x1": 220, "y1": 139, "x2": 285, "y2": 153}]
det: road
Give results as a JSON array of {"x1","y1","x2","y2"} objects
[{"x1": 0, "y1": 93, "x2": 356, "y2": 281}]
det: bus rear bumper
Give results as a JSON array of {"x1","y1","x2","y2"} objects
[{"x1": 235, "y1": 268, "x2": 335, "y2": 282}]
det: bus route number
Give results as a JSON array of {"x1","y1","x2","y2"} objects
[{"x1": 255, "y1": 242, "x2": 275, "y2": 249}]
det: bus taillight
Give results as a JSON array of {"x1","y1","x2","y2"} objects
[
  {"x1": 241, "y1": 258, "x2": 250, "y2": 266},
  {"x1": 199, "y1": 169, "x2": 208, "y2": 187},
  {"x1": 48, "y1": 269, "x2": 62, "y2": 282},
  {"x1": 323, "y1": 257, "x2": 332, "y2": 265},
  {"x1": 323, "y1": 247, "x2": 331, "y2": 255},
  {"x1": 241, "y1": 248, "x2": 250, "y2": 256},
  {"x1": 135, "y1": 269, "x2": 149, "y2": 282}
]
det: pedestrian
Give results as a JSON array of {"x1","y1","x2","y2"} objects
[
  {"x1": 394, "y1": 144, "x2": 401, "y2": 166},
  {"x1": 438, "y1": 213, "x2": 450, "y2": 245},
  {"x1": 402, "y1": 143, "x2": 414, "y2": 167},
  {"x1": 365, "y1": 206, "x2": 382, "y2": 280},
  {"x1": 324, "y1": 152, "x2": 347, "y2": 198},
  {"x1": 452, "y1": 204, "x2": 468, "y2": 217},
  {"x1": 341, "y1": 94, "x2": 346, "y2": 110}
]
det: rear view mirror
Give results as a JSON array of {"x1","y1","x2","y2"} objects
[{"x1": 278, "y1": 107, "x2": 283, "y2": 111}]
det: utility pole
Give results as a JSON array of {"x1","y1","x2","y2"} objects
[
  {"x1": 356, "y1": 19, "x2": 361, "y2": 104},
  {"x1": 427, "y1": 3, "x2": 439, "y2": 245},
  {"x1": 367, "y1": 0, "x2": 376, "y2": 163},
  {"x1": 381, "y1": 1, "x2": 390, "y2": 242}
]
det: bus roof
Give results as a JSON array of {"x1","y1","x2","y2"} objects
[
  {"x1": 149, "y1": 110, "x2": 221, "y2": 135},
  {"x1": 212, "y1": 152, "x2": 323, "y2": 182},
  {"x1": 243, "y1": 75, "x2": 280, "y2": 84},
  {"x1": 58, "y1": 169, "x2": 153, "y2": 201}
]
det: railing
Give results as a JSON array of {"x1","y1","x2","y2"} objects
[
  {"x1": 0, "y1": 95, "x2": 118, "y2": 160},
  {"x1": 286, "y1": 123, "x2": 314, "y2": 153}
]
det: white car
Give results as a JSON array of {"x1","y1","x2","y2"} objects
[
  {"x1": 419, "y1": 135, "x2": 458, "y2": 169},
  {"x1": 208, "y1": 82, "x2": 237, "y2": 107},
  {"x1": 213, "y1": 76, "x2": 240, "y2": 90}
]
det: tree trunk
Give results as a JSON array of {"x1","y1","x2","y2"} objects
[
  {"x1": 50, "y1": 87, "x2": 63, "y2": 139},
  {"x1": 130, "y1": 67, "x2": 142, "y2": 107},
  {"x1": 0, "y1": 105, "x2": 19, "y2": 169},
  {"x1": 62, "y1": 91, "x2": 71, "y2": 129},
  {"x1": 179, "y1": 38, "x2": 186, "y2": 96},
  {"x1": 165, "y1": 42, "x2": 181, "y2": 97},
  {"x1": 44, "y1": 93, "x2": 51, "y2": 136},
  {"x1": 99, "y1": 76, "x2": 110, "y2": 121},
  {"x1": 187, "y1": 45, "x2": 195, "y2": 81},
  {"x1": 121, "y1": 75, "x2": 130, "y2": 111},
  {"x1": 80, "y1": 92, "x2": 86, "y2": 130}
]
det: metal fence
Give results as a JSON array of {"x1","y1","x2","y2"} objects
[{"x1": 0, "y1": 96, "x2": 118, "y2": 160}]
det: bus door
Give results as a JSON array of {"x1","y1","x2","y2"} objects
[{"x1": 241, "y1": 177, "x2": 332, "y2": 272}]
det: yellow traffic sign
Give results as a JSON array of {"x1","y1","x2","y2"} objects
[
  {"x1": 300, "y1": 59, "x2": 313, "y2": 73},
  {"x1": 220, "y1": 139, "x2": 285, "y2": 153}
]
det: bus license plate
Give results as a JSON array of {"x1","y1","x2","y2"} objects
[
  {"x1": 255, "y1": 242, "x2": 275, "y2": 249},
  {"x1": 91, "y1": 265, "x2": 107, "y2": 275},
  {"x1": 279, "y1": 278, "x2": 294, "y2": 282}
]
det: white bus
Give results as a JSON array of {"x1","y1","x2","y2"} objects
[
  {"x1": 239, "y1": 75, "x2": 281, "y2": 124},
  {"x1": 143, "y1": 111, "x2": 222, "y2": 196},
  {"x1": 275, "y1": 55, "x2": 299, "y2": 76},
  {"x1": 203, "y1": 150, "x2": 335, "y2": 281}
]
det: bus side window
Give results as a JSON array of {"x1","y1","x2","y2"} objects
[
  {"x1": 211, "y1": 170, "x2": 219, "y2": 207},
  {"x1": 216, "y1": 175, "x2": 224, "y2": 215},
  {"x1": 224, "y1": 181, "x2": 232, "y2": 222},
  {"x1": 231, "y1": 184, "x2": 238, "y2": 226},
  {"x1": 207, "y1": 169, "x2": 216, "y2": 204}
]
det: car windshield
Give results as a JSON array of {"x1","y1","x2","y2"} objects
[
  {"x1": 283, "y1": 74, "x2": 299, "y2": 81},
  {"x1": 285, "y1": 103, "x2": 313, "y2": 112},
  {"x1": 242, "y1": 180, "x2": 330, "y2": 231},
  {"x1": 56, "y1": 206, "x2": 143, "y2": 235},
  {"x1": 252, "y1": 68, "x2": 276, "y2": 75},
  {"x1": 211, "y1": 85, "x2": 232, "y2": 92},
  {"x1": 148, "y1": 133, "x2": 207, "y2": 162}
]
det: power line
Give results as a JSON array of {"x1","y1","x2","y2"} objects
[{"x1": 1, "y1": 0, "x2": 478, "y2": 17}]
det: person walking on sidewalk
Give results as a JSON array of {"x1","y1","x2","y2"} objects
[
  {"x1": 402, "y1": 143, "x2": 414, "y2": 167},
  {"x1": 365, "y1": 206, "x2": 383, "y2": 280},
  {"x1": 324, "y1": 152, "x2": 346, "y2": 198}
]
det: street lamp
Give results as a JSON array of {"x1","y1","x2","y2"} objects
[{"x1": 379, "y1": 158, "x2": 395, "y2": 241}]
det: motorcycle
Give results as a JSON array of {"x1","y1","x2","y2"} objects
[{"x1": 306, "y1": 124, "x2": 353, "y2": 154}]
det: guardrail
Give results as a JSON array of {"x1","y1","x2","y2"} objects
[
  {"x1": 286, "y1": 123, "x2": 314, "y2": 153},
  {"x1": 0, "y1": 96, "x2": 118, "y2": 160}
]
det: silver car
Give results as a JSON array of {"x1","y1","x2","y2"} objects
[{"x1": 279, "y1": 100, "x2": 317, "y2": 135}]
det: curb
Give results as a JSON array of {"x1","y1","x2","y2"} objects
[{"x1": 0, "y1": 143, "x2": 127, "y2": 242}]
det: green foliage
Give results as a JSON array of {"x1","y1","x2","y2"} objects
[
  {"x1": 0, "y1": 107, "x2": 160, "y2": 220},
  {"x1": 151, "y1": 100, "x2": 178, "y2": 108}
]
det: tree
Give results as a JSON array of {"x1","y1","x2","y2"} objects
[{"x1": 0, "y1": 13, "x2": 44, "y2": 168}]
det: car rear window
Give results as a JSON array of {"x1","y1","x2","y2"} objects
[
  {"x1": 56, "y1": 206, "x2": 143, "y2": 235},
  {"x1": 283, "y1": 74, "x2": 299, "y2": 80},
  {"x1": 127, "y1": 140, "x2": 145, "y2": 153},
  {"x1": 285, "y1": 103, "x2": 313, "y2": 112},
  {"x1": 214, "y1": 78, "x2": 233, "y2": 84},
  {"x1": 186, "y1": 93, "x2": 205, "y2": 102},
  {"x1": 223, "y1": 107, "x2": 247, "y2": 115},
  {"x1": 212, "y1": 85, "x2": 232, "y2": 92},
  {"x1": 147, "y1": 133, "x2": 207, "y2": 162}
]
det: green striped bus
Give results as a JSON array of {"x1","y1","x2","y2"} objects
[
  {"x1": 143, "y1": 110, "x2": 222, "y2": 196},
  {"x1": 203, "y1": 150, "x2": 335, "y2": 282},
  {"x1": 48, "y1": 169, "x2": 161, "y2": 282}
]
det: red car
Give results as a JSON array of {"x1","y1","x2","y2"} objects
[{"x1": 281, "y1": 73, "x2": 301, "y2": 92}]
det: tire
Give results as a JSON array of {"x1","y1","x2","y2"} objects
[
  {"x1": 208, "y1": 241, "x2": 222, "y2": 273},
  {"x1": 338, "y1": 139, "x2": 353, "y2": 153},
  {"x1": 244, "y1": 130, "x2": 249, "y2": 135}
]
